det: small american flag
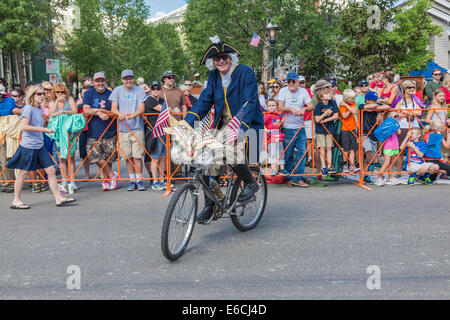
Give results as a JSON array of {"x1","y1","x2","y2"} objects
[
  {"x1": 226, "y1": 106, "x2": 245, "y2": 144},
  {"x1": 249, "y1": 33, "x2": 261, "y2": 47},
  {"x1": 199, "y1": 107, "x2": 215, "y2": 133},
  {"x1": 152, "y1": 101, "x2": 170, "y2": 138}
]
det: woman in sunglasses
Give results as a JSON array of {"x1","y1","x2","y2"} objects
[
  {"x1": 270, "y1": 80, "x2": 283, "y2": 100},
  {"x1": 49, "y1": 83, "x2": 78, "y2": 194},
  {"x1": 395, "y1": 80, "x2": 423, "y2": 172},
  {"x1": 6, "y1": 85, "x2": 75, "y2": 208}
]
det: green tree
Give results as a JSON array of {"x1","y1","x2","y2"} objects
[
  {"x1": 154, "y1": 22, "x2": 190, "y2": 81},
  {"x1": 334, "y1": 0, "x2": 441, "y2": 83},
  {"x1": 183, "y1": 0, "x2": 337, "y2": 83},
  {"x1": 64, "y1": 0, "x2": 172, "y2": 86},
  {"x1": 386, "y1": 0, "x2": 442, "y2": 74},
  {"x1": 0, "y1": 0, "x2": 68, "y2": 88},
  {"x1": 64, "y1": 0, "x2": 111, "y2": 78}
]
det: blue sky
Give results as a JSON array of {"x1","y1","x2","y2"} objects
[{"x1": 145, "y1": 0, "x2": 187, "y2": 19}]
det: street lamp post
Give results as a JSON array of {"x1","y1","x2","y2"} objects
[{"x1": 266, "y1": 22, "x2": 279, "y2": 78}]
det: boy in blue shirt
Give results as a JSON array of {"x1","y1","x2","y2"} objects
[{"x1": 400, "y1": 128, "x2": 439, "y2": 185}]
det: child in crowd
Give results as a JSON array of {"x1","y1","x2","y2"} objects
[
  {"x1": 6, "y1": 85, "x2": 75, "y2": 209},
  {"x1": 264, "y1": 99, "x2": 285, "y2": 175},
  {"x1": 314, "y1": 88, "x2": 339, "y2": 176},
  {"x1": 374, "y1": 111, "x2": 401, "y2": 186},
  {"x1": 358, "y1": 91, "x2": 390, "y2": 172},
  {"x1": 400, "y1": 128, "x2": 439, "y2": 185},
  {"x1": 339, "y1": 89, "x2": 359, "y2": 172},
  {"x1": 423, "y1": 120, "x2": 450, "y2": 180}
]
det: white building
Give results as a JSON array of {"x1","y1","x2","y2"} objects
[{"x1": 427, "y1": 0, "x2": 450, "y2": 69}]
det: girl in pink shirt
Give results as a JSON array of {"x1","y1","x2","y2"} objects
[{"x1": 375, "y1": 111, "x2": 401, "y2": 186}]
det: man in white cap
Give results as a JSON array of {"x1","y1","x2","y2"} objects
[
  {"x1": 83, "y1": 72, "x2": 118, "y2": 191},
  {"x1": 110, "y1": 69, "x2": 147, "y2": 191}
]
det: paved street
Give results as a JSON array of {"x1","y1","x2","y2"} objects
[{"x1": 0, "y1": 177, "x2": 449, "y2": 299}]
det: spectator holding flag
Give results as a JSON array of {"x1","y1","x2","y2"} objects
[
  {"x1": 110, "y1": 69, "x2": 147, "y2": 191},
  {"x1": 182, "y1": 36, "x2": 264, "y2": 224},
  {"x1": 144, "y1": 81, "x2": 168, "y2": 191}
]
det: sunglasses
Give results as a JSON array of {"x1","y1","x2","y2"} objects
[
  {"x1": 55, "y1": 90, "x2": 65, "y2": 94},
  {"x1": 287, "y1": 80, "x2": 296, "y2": 84},
  {"x1": 361, "y1": 84, "x2": 368, "y2": 87},
  {"x1": 165, "y1": 76, "x2": 176, "y2": 80},
  {"x1": 184, "y1": 83, "x2": 193, "y2": 86},
  {"x1": 11, "y1": 94, "x2": 19, "y2": 98},
  {"x1": 299, "y1": 81, "x2": 306, "y2": 84},
  {"x1": 151, "y1": 87, "x2": 161, "y2": 91},
  {"x1": 433, "y1": 73, "x2": 441, "y2": 76},
  {"x1": 406, "y1": 86, "x2": 415, "y2": 90},
  {"x1": 44, "y1": 88, "x2": 52, "y2": 92},
  {"x1": 35, "y1": 92, "x2": 45, "y2": 96},
  {"x1": 213, "y1": 54, "x2": 230, "y2": 62},
  {"x1": 273, "y1": 86, "x2": 280, "y2": 88}
]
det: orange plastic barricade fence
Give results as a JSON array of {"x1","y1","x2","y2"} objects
[{"x1": 1, "y1": 109, "x2": 450, "y2": 192}]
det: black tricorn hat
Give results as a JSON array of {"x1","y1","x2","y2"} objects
[{"x1": 200, "y1": 36, "x2": 242, "y2": 65}]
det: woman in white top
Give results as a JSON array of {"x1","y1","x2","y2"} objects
[
  {"x1": 425, "y1": 88, "x2": 448, "y2": 125},
  {"x1": 395, "y1": 79, "x2": 423, "y2": 173}
]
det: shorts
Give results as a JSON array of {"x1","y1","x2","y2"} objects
[
  {"x1": 316, "y1": 134, "x2": 333, "y2": 148},
  {"x1": 6, "y1": 145, "x2": 54, "y2": 171},
  {"x1": 86, "y1": 136, "x2": 117, "y2": 164},
  {"x1": 407, "y1": 162, "x2": 434, "y2": 174},
  {"x1": 150, "y1": 138, "x2": 167, "y2": 160},
  {"x1": 118, "y1": 130, "x2": 145, "y2": 159},
  {"x1": 341, "y1": 130, "x2": 358, "y2": 151},
  {"x1": 383, "y1": 149, "x2": 399, "y2": 156},
  {"x1": 304, "y1": 120, "x2": 314, "y2": 139},
  {"x1": 362, "y1": 135, "x2": 378, "y2": 154}
]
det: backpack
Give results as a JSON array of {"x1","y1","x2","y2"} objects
[{"x1": 374, "y1": 117, "x2": 400, "y2": 142}]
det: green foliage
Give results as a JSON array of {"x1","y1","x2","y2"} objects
[
  {"x1": 63, "y1": 0, "x2": 187, "y2": 86},
  {"x1": 0, "y1": 0, "x2": 60, "y2": 52},
  {"x1": 154, "y1": 22, "x2": 190, "y2": 81},
  {"x1": 334, "y1": 0, "x2": 442, "y2": 83},
  {"x1": 387, "y1": 0, "x2": 442, "y2": 74},
  {"x1": 183, "y1": 0, "x2": 337, "y2": 81}
]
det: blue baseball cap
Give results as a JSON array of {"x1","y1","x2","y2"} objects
[
  {"x1": 365, "y1": 91, "x2": 378, "y2": 101},
  {"x1": 121, "y1": 69, "x2": 134, "y2": 78},
  {"x1": 360, "y1": 80, "x2": 369, "y2": 86},
  {"x1": 286, "y1": 72, "x2": 299, "y2": 81}
]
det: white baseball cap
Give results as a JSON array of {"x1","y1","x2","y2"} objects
[{"x1": 0, "y1": 85, "x2": 6, "y2": 95}]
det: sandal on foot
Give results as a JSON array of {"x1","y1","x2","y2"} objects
[
  {"x1": 10, "y1": 204, "x2": 31, "y2": 210},
  {"x1": 56, "y1": 198, "x2": 76, "y2": 207}
]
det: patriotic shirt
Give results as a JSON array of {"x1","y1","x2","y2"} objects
[
  {"x1": 409, "y1": 141, "x2": 426, "y2": 164},
  {"x1": 83, "y1": 88, "x2": 116, "y2": 139}
]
